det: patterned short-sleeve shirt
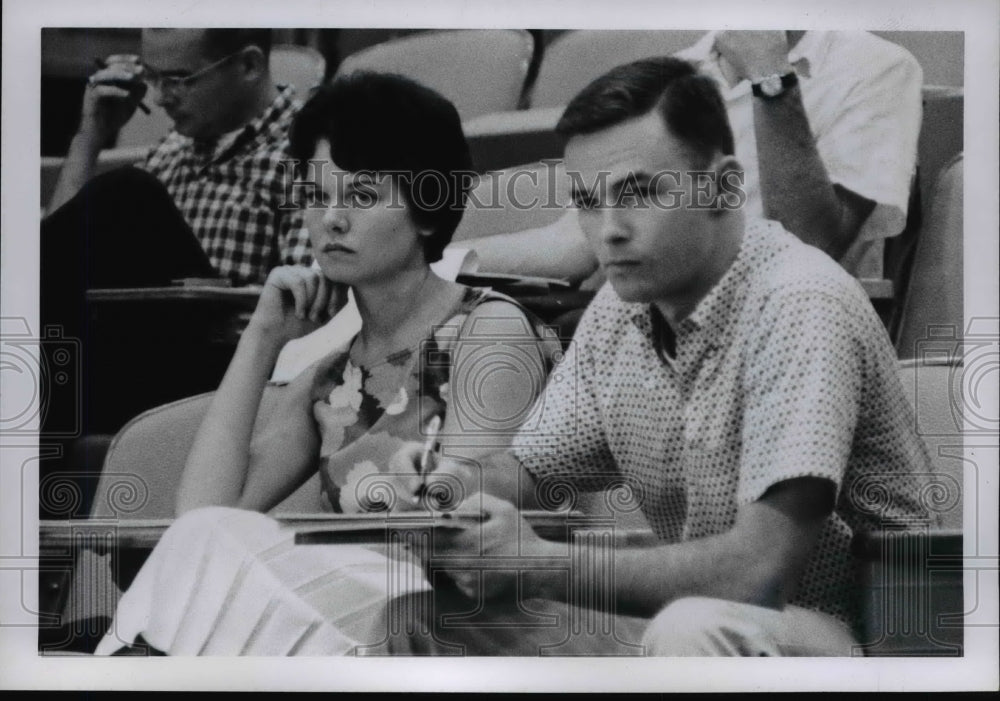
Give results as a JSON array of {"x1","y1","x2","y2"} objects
[
  {"x1": 143, "y1": 84, "x2": 313, "y2": 284},
  {"x1": 513, "y1": 218, "x2": 931, "y2": 629}
]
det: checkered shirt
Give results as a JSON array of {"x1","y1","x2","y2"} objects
[{"x1": 143, "y1": 84, "x2": 312, "y2": 284}]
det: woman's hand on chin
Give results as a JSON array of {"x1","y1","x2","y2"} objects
[{"x1": 247, "y1": 266, "x2": 348, "y2": 345}]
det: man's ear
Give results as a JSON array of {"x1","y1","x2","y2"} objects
[
  {"x1": 710, "y1": 154, "x2": 746, "y2": 214},
  {"x1": 237, "y1": 45, "x2": 268, "y2": 81}
]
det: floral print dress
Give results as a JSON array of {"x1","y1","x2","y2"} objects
[
  {"x1": 306, "y1": 286, "x2": 559, "y2": 514},
  {"x1": 94, "y1": 287, "x2": 563, "y2": 657}
]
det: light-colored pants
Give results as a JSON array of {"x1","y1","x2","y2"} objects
[
  {"x1": 97, "y1": 507, "x2": 858, "y2": 656},
  {"x1": 640, "y1": 596, "x2": 859, "y2": 656}
]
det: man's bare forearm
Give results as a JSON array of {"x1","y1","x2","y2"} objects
[
  {"x1": 175, "y1": 322, "x2": 284, "y2": 514},
  {"x1": 752, "y1": 87, "x2": 861, "y2": 260},
  {"x1": 45, "y1": 131, "x2": 105, "y2": 215},
  {"x1": 514, "y1": 480, "x2": 829, "y2": 616},
  {"x1": 520, "y1": 524, "x2": 787, "y2": 617}
]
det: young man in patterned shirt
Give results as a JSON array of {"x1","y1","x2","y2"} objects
[{"x1": 421, "y1": 56, "x2": 932, "y2": 656}]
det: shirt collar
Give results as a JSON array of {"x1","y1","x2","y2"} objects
[
  {"x1": 188, "y1": 83, "x2": 298, "y2": 162},
  {"x1": 627, "y1": 219, "x2": 777, "y2": 348}
]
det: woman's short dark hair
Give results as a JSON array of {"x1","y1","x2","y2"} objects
[
  {"x1": 556, "y1": 56, "x2": 734, "y2": 167},
  {"x1": 289, "y1": 71, "x2": 474, "y2": 263}
]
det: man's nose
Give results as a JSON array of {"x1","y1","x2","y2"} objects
[
  {"x1": 597, "y1": 206, "x2": 630, "y2": 245},
  {"x1": 151, "y1": 87, "x2": 173, "y2": 109}
]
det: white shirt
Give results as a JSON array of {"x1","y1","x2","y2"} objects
[{"x1": 677, "y1": 31, "x2": 923, "y2": 277}]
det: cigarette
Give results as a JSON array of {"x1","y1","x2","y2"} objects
[{"x1": 92, "y1": 58, "x2": 151, "y2": 114}]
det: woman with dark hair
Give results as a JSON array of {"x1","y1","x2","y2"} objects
[{"x1": 94, "y1": 72, "x2": 559, "y2": 656}]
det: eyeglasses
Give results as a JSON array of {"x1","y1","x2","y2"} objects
[{"x1": 142, "y1": 49, "x2": 243, "y2": 95}]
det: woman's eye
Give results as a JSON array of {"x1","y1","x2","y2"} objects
[
  {"x1": 302, "y1": 183, "x2": 330, "y2": 208},
  {"x1": 347, "y1": 185, "x2": 377, "y2": 207}
]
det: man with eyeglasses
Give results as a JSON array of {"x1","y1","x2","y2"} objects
[
  {"x1": 39, "y1": 29, "x2": 313, "y2": 515},
  {"x1": 44, "y1": 28, "x2": 312, "y2": 287}
]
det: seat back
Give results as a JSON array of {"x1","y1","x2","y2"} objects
[
  {"x1": 528, "y1": 30, "x2": 706, "y2": 108},
  {"x1": 91, "y1": 384, "x2": 324, "y2": 519},
  {"x1": 895, "y1": 154, "x2": 963, "y2": 361},
  {"x1": 852, "y1": 356, "x2": 966, "y2": 656},
  {"x1": 335, "y1": 30, "x2": 534, "y2": 120},
  {"x1": 917, "y1": 87, "x2": 964, "y2": 209},
  {"x1": 883, "y1": 87, "x2": 963, "y2": 335},
  {"x1": 268, "y1": 44, "x2": 326, "y2": 97},
  {"x1": 895, "y1": 357, "x2": 965, "y2": 529},
  {"x1": 873, "y1": 31, "x2": 964, "y2": 87},
  {"x1": 453, "y1": 160, "x2": 571, "y2": 241}
]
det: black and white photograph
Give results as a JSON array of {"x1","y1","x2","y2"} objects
[{"x1": 1, "y1": 0, "x2": 997, "y2": 692}]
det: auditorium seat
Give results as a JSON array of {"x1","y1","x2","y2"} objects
[{"x1": 335, "y1": 30, "x2": 535, "y2": 121}]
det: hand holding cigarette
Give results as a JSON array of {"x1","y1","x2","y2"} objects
[
  {"x1": 89, "y1": 55, "x2": 150, "y2": 114},
  {"x1": 78, "y1": 53, "x2": 151, "y2": 143}
]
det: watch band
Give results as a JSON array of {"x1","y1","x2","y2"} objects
[{"x1": 751, "y1": 71, "x2": 799, "y2": 98}]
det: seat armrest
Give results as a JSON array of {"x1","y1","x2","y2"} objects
[{"x1": 853, "y1": 528, "x2": 964, "y2": 656}]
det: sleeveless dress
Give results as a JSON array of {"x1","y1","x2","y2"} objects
[
  {"x1": 308, "y1": 286, "x2": 558, "y2": 514},
  {"x1": 94, "y1": 287, "x2": 568, "y2": 656}
]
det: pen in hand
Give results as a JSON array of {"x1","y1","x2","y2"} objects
[
  {"x1": 91, "y1": 58, "x2": 151, "y2": 114},
  {"x1": 414, "y1": 414, "x2": 442, "y2": 504}
]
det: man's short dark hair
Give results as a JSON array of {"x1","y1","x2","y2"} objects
[
  {"x1": 289, "y1": 71, "x2": 474, "y2": 264},
  {"x1": 556, "y1": 56, "x2": 735, "y2": 167},
  {"x1": 202, "y1": 29, "x2": 272, "y2": 60}
]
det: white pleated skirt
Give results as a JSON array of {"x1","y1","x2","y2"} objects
[{"x1": 93, "y1": 506, "x2": 431, "y2": 656}]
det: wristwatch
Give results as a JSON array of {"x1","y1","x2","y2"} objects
[{"x1": 751, "y1": 71, "x2": 798, "y2": 99}]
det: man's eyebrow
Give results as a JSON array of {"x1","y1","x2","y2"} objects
[
  {"x1": 608, "y1": 171, "x2": 651, "y2": 197},
  {"x1": 142, "y1": 63, "x2": 191, "y2": 78}
]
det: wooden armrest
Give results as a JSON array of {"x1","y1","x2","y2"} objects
[
  {"x1": 40, "y1": 519, "x2": 175, "y2": 554},
  {"x1": 852, "y1": 528, "x2": 964, "y2": 656},
  {"x1": 41, "y1": 513, "x2": 662, "y2": 552},
  {"x1": 852, "y1": 528, "x2": 962, "y2": 560},
  {"x1": 86, "y1": 285, "x2": 261, "y2": 305},
  {"x1": 456, "y1": 271, "x2": 572, "y2": 291}
]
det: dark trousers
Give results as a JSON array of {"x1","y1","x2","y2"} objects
[
  {"x1": 39, "y1": 167, "x2": 218, "y2": 517},
  {"x1": 41, "y1": 166, "x2": 215, "y2": 323}
]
